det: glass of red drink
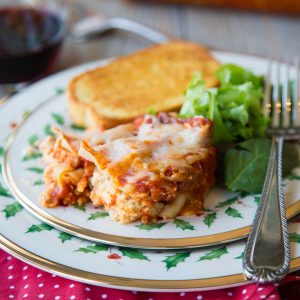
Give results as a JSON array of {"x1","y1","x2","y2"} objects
[{"x1": 0, "y1": 0, "x2": 67, "y2": 85}]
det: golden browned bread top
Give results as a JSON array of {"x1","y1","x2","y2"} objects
[{"x1": 67, "y1": 41, "x2": 220, "y2": 129}]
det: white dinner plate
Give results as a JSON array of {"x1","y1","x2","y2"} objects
[{"x1": 1, "y1": 51, "x2": 300, "y2": 291}]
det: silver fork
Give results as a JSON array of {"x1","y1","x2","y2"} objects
[
  {"x1": 243, "y1": 58, "x2": 300, "y2": 282},
  {"x1": 70, "y1": 15, "x2": 169, "y2": 44}
]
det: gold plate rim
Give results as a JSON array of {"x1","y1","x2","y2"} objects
[
  {"x1": 0, "y1": 231, "x2": 300, "y2": 291},
  {"x1": 3, "y1": 93, "x2": 300, "y2": 250}
]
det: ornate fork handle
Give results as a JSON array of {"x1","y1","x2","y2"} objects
[{"x1": 243, "y1": 136, "x2": 290, "y2": 282}]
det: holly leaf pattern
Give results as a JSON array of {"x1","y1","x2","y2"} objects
[
  {"x1": 26, "y1": 223, "x2": 54, "y2": 233},
  {"x1": 51, "y1": 113, "x2": 65, "y2": 125},
  {"x1": 135, "y1": 222, "x2": 167, "y2": 231},
  {"x1": 203, "y1": 212, "x2": 216, "y2": 227},
  {"x1": 235, "y1": 252, "x2": 244, "y2": 259},
  {"x1": 33, "y1": 179, "x2": 44, "y2": 186},
  {"x1": 162, "y1": 252, "x2": 190, "y2": 270},
  {"x1": 58, "y1": 232, "x2": 73, "y2": 243},
  {"x1": 173, "y1": 219, "x2": 195, "y2": 231},
  {"x1": 2, "y1": 202, "x2": 23, "y2": 218},
  {"x1": 73, "y1": 203, "x2": 86, "y2": 212},
  {"x1": 254, "y1": 195, "x2": 260, "y2": 205},
  {"x1": 44, "y1": 124, "x2": 54, "y2": 137},
  {"x1": 28, "y1": 135, "x2": 38, "y2": 146},
  {"x1": 22, "y1": 111, "x2": 31, "y2": 119},
  {"x1": 119, "y1": 248, "x2": 150, "y2": 261},
  {"x1": 26, "y1": 167, "x2": 44, "y2": 174},
  {"x1": 215, "y1": 196, "x2": 238, "y2": 208},
  {"x1": 0, "y1": 146, "x2": 4, "y2": 156},
  {"x1": 0, "y1": 183, "x2": 13, "y2": 198},
  {"x1": 55, "y1": 87, "x2": 65, "y2": 95},
  {"x1": 70, "y1": 124, "x2": 86, "y2": 131},
  {"x1": 225, "y1": 207, "x2": 242, "y2": 218},
  {"x1": 198, "y1": 246, "x2": 228, "y2": 261},
  {"x1": 76, "y1": 244, "x2": 109, "y2": 254},
  {"x1": 289, "y1": 233, "x2": 300, "y2": 243},
  {"x1": 22, "y1": 152, "x2": 42, "y2": 161},
  {"x1": 88, "y1": 212, "x2": 109, "y2": 220},
  {"x1": 203, "y1": 207, "x2": 213, "y2": 212}
]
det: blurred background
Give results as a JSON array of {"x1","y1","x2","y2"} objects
[
  {"x1": 57, "y1": 0, "x2": 300, "y2": 71},
  {"x1": 1, "y1": 0, "x2": 300, "y2": 81}
]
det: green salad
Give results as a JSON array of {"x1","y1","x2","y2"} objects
[
  {"x1": 180, "y1": 64, "x2": 268, "y2": 144},
  {"x1": 180, "y1": 64, "x2": 297, "y2": 194}
]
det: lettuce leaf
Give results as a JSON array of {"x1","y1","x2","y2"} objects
[
  {"x1": 225, "y1": 139, "x2": 299, "y2": 194},
  {"x1": 180, "y1": 64, "x2": 268, "y2": 144},
  {"x1": 225, "y1": 138, "x2": 271, "y2": 194},
  {"x1": 217, "y1": 64, "x2": 264, "y2": 88}
]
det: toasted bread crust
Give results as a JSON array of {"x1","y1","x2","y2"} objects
[{"x1": 67, "y1": 41, "x2": 220, "y2": 129}]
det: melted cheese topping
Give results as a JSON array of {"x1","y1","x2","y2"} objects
[{"x1": 79, "y1": 114, "x2": 211, "y2": 182}]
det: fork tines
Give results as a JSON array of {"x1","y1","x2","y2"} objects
[{"x1": 264, "y1": 57, "x2": 300, "y2": 138}]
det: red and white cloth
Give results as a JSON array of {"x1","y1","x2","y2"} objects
[{"x1": 1, "y1": 249, "x2": 300, "y2": 300}]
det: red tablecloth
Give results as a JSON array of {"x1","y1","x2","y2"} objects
[{"x1": 1, "y1": 248, "x2": 300, "y2": 300}]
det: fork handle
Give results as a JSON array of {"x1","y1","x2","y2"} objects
[{"x1": 243, "y1": 136, "x2": 290, "y2": 282}]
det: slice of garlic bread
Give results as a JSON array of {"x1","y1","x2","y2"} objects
[{"x1": 67, "y1": 41, "x2": 220, "y2": 129}]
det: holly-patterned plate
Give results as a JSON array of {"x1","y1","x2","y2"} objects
[
  {"x1": 1, "y1": 52, "x2": 300, "y2": 291},
  {"x1": 2, "y1": 53, "x2": 300, "y2": 249}
]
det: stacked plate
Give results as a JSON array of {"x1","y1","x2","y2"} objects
[{"x1": 1, "y1": 52, "x2": 300, "y2": 291}]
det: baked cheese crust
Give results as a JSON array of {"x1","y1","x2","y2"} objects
[{"x1": 39, "y1": 113, "x2": 216, "y2": 224}]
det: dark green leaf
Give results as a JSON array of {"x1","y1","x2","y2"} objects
[
  {"x1": 283, "y1": 143, "x2": 299, "y2": 177},
  {"x1": 173, "y1": 219, "x2": 195, "y2": 230},
  {"x1": 203, "y1": 212, "x2": 216, "y2": 227},
  {"x1": 70, "y1": 124, "x2": 86, "y2": 131},
  {"x1": 26, "y1": 167, "x2": 44, "y2": 174},
  {"x1": 225, "y1": 138, "x2": 272, "y2": 194},
  {"x1": 0, "y1": 146, "x2": 4, "y2": 156},
  {"x1": 22, "y1": 151, "x2": 42, "y2": 161},
  {"x1": 239, "y1": 191, "x2": 250, "y2": 198},
  {"x1": 289, "y1": 233, "x2": 300, "y2": 243},
  {"x1": 287, "y1": 174, "x2": 300, "y2": 180},
  {"x1": 0, "y1": 164, "x2": 2, "y2": 174},
  {"x1": 235, "y1": 252, "x2": 244, "y2": 259},
  {"x1": 26, "y1": 223, "x2": 53, "y2": 233},
  {"x1": 254, "y1": 195, "x2": 260, "y2": 205},
  {"x1": 225, "y1": 207, "x2": 243, "y2": 218},
  {"x1": 58, "y1": 232, "x2": 73, "y2": 243},
  {"x1": 33, "y1": 179, "x2": 44, "y2": 186},
  {"x1": 88, "y1": 212, "x2": 109, "y2": 220},
  {"x1": 215, "y1": 196, "x2": 238, "y2": 208},
  {"x1": 225, "y1": 140, "x2": 299, "y2": 194},
  {"x1": 51, "y1": 113, "x2": 65, "y2": 125},
  {"x1": 135, "y1": 222, "x2": 167, "y2": 231},
  {"x1": 28, "y1": 135, "x2": 38, "y2": 146},
  {"x1": 162, "y1": 252, "x2": 190, "y2": 270},
  {"x1": 119, "y1": 248, "x2": 150, "y2": 261},
  {"x1": 73, "y1": 203, "x2": 86, "y2": 212},
  {"x1": 75, "y1": 244, "x2": 109, "y2": 254},
  {"x1": 198, "y1": 246, "x2": 228, "y2": 261},
  {"x1": 0, "y1": 183, "x2": 13, "y2": 198},
  {"x1": 2, "y1": 202, "x2": 23, "y2": 218},
  {"x1": 203, "y1": 207, "x2": 213, "y2": 212},
  {"x1": 44, "y1": 124, "x2": 54, "y2": 137}
]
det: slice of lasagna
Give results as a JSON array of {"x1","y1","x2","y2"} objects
[{"x1": 39, "y1": 113, "x2": 216, "y2": 224}]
